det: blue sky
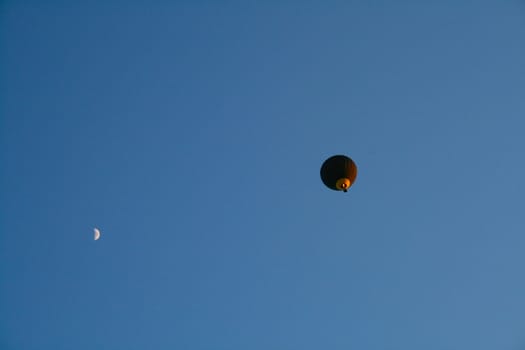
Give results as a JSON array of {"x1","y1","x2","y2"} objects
[{"x1": 1, "y1": 1, "x2": 525, "y2": 349}]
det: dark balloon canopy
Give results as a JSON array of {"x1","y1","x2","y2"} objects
[{"x1": 320, "y1": 155, "x2": 358, "y2": 192}]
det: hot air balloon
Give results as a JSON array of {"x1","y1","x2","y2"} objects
[{"x1": 320, "y1": 155, "x2": 357, "y2": 192}]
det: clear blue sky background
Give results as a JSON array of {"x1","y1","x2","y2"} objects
[{"x1": 1, "y1": 1, "x2": 525, "y2": 349}]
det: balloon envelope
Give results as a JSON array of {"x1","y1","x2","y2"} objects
[{"x1": 320, "y1": 155, "x2": 357, "y2": 192}]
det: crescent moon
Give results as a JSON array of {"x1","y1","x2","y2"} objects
[{"x1": 94, "y1": 228, "x2": 101, "y2": 241}]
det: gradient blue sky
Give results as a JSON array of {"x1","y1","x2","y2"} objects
[{"x1": 2, "y1": 1, "x2": 525, "y2": 349}]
